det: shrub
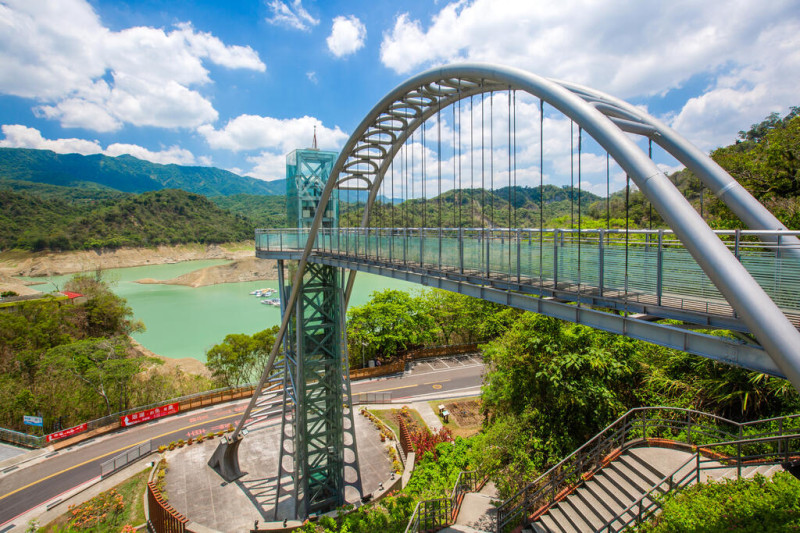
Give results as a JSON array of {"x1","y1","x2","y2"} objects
[
  {"x1": 68, "y1": 488, "x2": 125, "y2": 530},
  {"x1": 409, "y1": 427, "x2": 453, "y2": 459},
  {"x1": 639, "y1": 472, "x2": 800, "y2": 532}
]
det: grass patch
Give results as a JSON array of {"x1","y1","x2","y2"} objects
[
  {"x1": 40, "y1": 467, "x2": 151, "y2": 532},
  {"x1": 428, "y1": 397, "x2": 483, "y2": 438},
  {"x1": 368, "y1": 406, "x2": 428, "y2": 437}
]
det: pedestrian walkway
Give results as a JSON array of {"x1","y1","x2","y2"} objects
[{"x1": 440, "y1": 481, "x2": 499, "y2": 533}]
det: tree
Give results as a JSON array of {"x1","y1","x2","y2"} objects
[
  {"x1": 43, "y1": 337, "x2": 150, "y2": 416},
  {"x1": 346, "y1": 289, "x2": 436, "y2": 363},
  {"x1": 64, "y1": 272, "x2": 143, "y2": 337},
  {"x1": 478, "y1": 313, "x2": 636, "y2": 496},
  {"x1": 251, "y1": 326, "x2": 280, "y2": 375},
  {"x1": 206, "y1": 333, "x2": 258, "y2": 387}
]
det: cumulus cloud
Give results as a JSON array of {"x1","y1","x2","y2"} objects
[
  {"x1": 0, "y1": 124, "x2": 209, "y2": 166},
  {"x1": 199, "y1": 114, "x2": 349, "y2": 179},
  {"x1": 0, "y1": 0, "x2": 265, "y2": 132},
  {"x1": 199, "y1": 114, "x2": 348, "y2": 153},
  {"x1": 265, "y1": 0, "x2": 319, "y2": 31},
  {"x1": 379, "y1": 0, "x2": 800, "y2": 150},
  {"x1": 327, "y1": 15, "x2": 367, "y2": 58},
  {"x1": 0, "y1": 125, "x2": 102, "y2": 155},
  {"x1": 244, "y1": 151, "x2": 287, "y2": 180}
]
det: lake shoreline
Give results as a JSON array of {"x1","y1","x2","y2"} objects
[
  {"x1": 0, "y1": 242, "x2": 256, "y2": 295},
  {"x1": 135, "y1": 256, "x2": 278, "y2": 287}
]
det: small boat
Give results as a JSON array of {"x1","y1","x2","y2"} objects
[
  {"x1": 252, "y1": 288, "x2": 277, "y2": 297},
  {"x1": 261, "y1": 298, "x2": 281, "y2": 307}
]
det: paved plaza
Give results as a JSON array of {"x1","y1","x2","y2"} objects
[{"x1": 164, "y1": 411, "x2": 392, "y2": 531}]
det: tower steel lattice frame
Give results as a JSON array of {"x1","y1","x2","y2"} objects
[
  {"x1": 210, "y1": 148, "x2": 361, "y2": 520},
  {"x1": 217, "y1": 63, "x2": 800, "y2": 490}
]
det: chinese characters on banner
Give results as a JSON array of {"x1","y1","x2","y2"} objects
[
  {"x1": 120, "y1": 402, "x2": 180, "y2": 427},
  {"x1": 46, "y1": 423, "x2": 88, "y2": 443}
]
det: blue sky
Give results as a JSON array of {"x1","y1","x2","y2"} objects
[{"x1": 0, "y1": 0, "x2": 798, "y2": 195}]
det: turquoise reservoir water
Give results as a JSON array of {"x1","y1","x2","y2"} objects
[{"x1": 25, "y1": 261, "x2": 418, "y2": 362}]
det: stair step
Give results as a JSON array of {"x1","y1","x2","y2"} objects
[
  {"x1": 556, "y1": 493, "x2": 597, "y2": 532},
  {"x1": 597, "y1": 468, "x2": 640, "y2": 504},
  {"x1": 624, "y1": 449, "x2": 669, "y2": 480},
  {"x1": 574, "y1": 484, "x2": 615, "y2": 524},
  {"x1": 582, "y1": 478, "x2": 626, "y2": 519},
  {"x1": 613, "y1": 457, "x2": 661, "y2": 492},
  {"x1": 542, "y1": 506, "x2": 571, "y2": 533}
]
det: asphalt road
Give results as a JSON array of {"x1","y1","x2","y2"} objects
[{"x1": 0, "y1": 355, "x2": 484, "y2": 526}]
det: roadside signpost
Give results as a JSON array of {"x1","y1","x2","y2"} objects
[
  {"x1": 121, "y1": 402, "x2": 179, "y2": 428},
  {"x1": 23, "y1": 415, "x2": 43, "y2": 428}
]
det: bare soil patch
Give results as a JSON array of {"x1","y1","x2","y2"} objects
[{"x1": 429, "y1": 397, "x2": 483, "y2": 438}]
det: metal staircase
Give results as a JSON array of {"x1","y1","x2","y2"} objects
[
  {"x1": 496, "y1": 407, "x2": 800, "y2": 533},
  {"x1": 527, "y1": 448, "x2": 784, "y2": 533}
]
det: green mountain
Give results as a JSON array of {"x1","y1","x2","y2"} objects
[
  {"x1": 0, "y1": 148, "x2": 284, "y2": 197},
  {"x1": 0, "y1": 188, "x2": 255, "y2": 251},
  {"x1": 585, "y1": 109, "x2": 800, "y2": 230},
  {"x1": 343, "y1": 185, "x2": 603, "y2": 228},
  {"x1": 209, "y1": 194, "x2": 287, "y2": 228}
]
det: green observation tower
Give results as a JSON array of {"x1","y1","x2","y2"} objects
[{"x1": 273, "y1": 132, "x2": 362, "y2": 518}]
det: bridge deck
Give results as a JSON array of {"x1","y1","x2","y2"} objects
[{"x1": 256, "y1": 227, "x2": 800, "y2": 332}]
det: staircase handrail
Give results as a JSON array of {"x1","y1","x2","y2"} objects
[
  {"x1": 600, "y1": 431, "x2": 800, "y2": 532},
  {"x1": 495, "y1": 406, "x2": 800, "y2": 532},
  {"x1": 403, "y1": 469, "x2": 485, "y2": 533},
  {"x1": 599, "y1": 453, "x2": 699, "y2": 532}
]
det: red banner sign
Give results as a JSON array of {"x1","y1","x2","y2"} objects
[
  {"x1": 121, "y1": 402, "x2": 179, "y2": 427},
  {"x1": 46, "y1": 422, "x2": 88, "y2": 443}
]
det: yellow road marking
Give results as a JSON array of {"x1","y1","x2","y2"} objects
[
  {"x1": 432, "y1": 384, "x2": 443, "y2": 389},
  {"x1": 361, "y1": 378, "x2": 450, "y2": 394},
  {"x1": 0, "y1": 412, "x2": 237, "y2": 502}
]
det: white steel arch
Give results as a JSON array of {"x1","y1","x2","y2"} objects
[{"x1": 235, "y1": 64, "x2": 800, "y2": 446}]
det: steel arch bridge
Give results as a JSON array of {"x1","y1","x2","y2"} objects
[{"x1": 213, "y1": 63, "x2": 800, "y2": 517}]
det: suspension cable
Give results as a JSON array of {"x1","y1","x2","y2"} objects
[
  {"x1": 470, "y1": 94, "x2": 474, "y2": 227},
  {"x1": 481, "y1": 83, "x2": 485, "y2": 231},
  {"x1": 570, "y1": 121, "x2": 574, "y2": 233},
  {"x1": 437, "y1": 84, "x2": 442, "y2": 231},
  {"x1": 454, "y1": 83, "x2": 458, "y2": 229},
  {"x1": 411, "y1": 123, "x2": 415, "y2": 226},
  {"x1": 458, "y1": 83, "x2": 463, "y2": 228},
  {"x1": 577, "y1": 126, "x2": 582, "y2": 306},
  {"x1": 507, "y1": 87, "x2": 512, "y2": 276},
  {"x1": 606, "y1": 152, "x2": 610, "y2": 230},
  {"x1": 390, "y1": 142, "x2": 394, "y2": 232},
  {"x1": 625, "y1": 173, "x2": 630, "y2": 316},
  {"x1": 490, "y1": 90, "x2": 494, "y2": 228},
  {"x1": 539, "y1": 99, "x2": 544, "y2": 295},
  {"x1": 422, "y1": 92, "x2": 426, "y2": 231},
  {"x1": 508, "y1": 87, "x2": 512, "y2": 231},
  {"x1": 513, "y1": 89, "x2": 517, "y2": 229},
  {"x1": 648, "y1": 138, "x2": 653, "y2": 230}
]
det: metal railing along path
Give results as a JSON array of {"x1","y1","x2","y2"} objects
[
  {"x1": 404, "y1": 469, "x2": 486, "y2": 533},
  {"x1": 100, "y1": 440, "x2": 153, "y2": 478},
  {"x1": 256, "y1": 227, "x2": 800, "y2": 330}
]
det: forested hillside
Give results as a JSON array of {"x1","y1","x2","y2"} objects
[
  {"x1": 587, "y1": 108, "x2": 800, "y2": 230},
  {"x1": 344, "y1": 185, "x2": 603, "y2": 228},
  {"x1": 0, "y1": 188, "x2": 254, "y2": 251},
  {"x1": 0, "y1": 148, "x2": 284, "y2": 196},
  {"x1": 2, "y1": 110, "x2": 797, "y2": 253},
  {"x1": 209, "y1": 194, "x2": 287, "y2": 228}
]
